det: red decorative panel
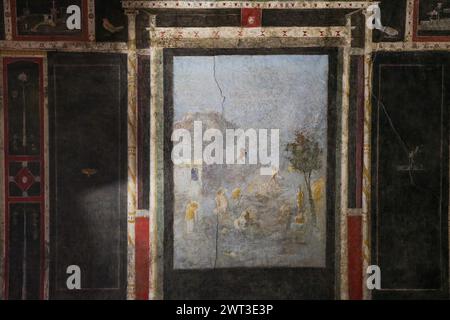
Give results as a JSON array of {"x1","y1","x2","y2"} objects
[
  {"x1": 348, "y1": 215, "x2": 363, "y2": 300},
  {"x1": 241, "y1": 8, "x2": 262, "y2": 28},
  {"x1": 14, "y1": 167, "x2": 36, "y2": 192},
  {"x1": 3, "y1": 57, "x2": 45, "y2": 299},
  {"x1": 135, "y1": 216, "x2": 149, "y2": 300}
]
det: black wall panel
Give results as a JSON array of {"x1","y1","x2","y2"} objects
[
  {"x1": 263, "y1": 9, "x2": 352, "y2": 26},
  {"x1": 8, "y1": 203, "x2": 41, "y2": 300},
  {"x1": 48, "y1": 53, "x2": 128, "y2": 299},
  {"x1": 372, "y1": 53, "x2": 449, "y2": 299},
  {"x1": 155, "y1": 9, "x2": 240, "y2": 27}
]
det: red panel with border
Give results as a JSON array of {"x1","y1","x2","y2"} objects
[
  {"x1": 135, "y1": 216, "x2": 150, "y2": 300},
  {"x1": 3, "y1": 57, "x2": 45, "y2": 299},
  {"x1": 348, "y1": 215, "x2": 363, "y2": 300},
  {"x1": 241, "y1": 8, "x2": 262, "y2": 28}
]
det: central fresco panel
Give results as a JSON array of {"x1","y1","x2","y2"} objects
[{"x1": 172, "y1": 55, "x2": 329, "y2": 269}]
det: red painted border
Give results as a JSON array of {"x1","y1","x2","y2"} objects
[
  {"x1": 135, "y1": 216, "x2": 150, "y2": 300},
  {"x1": 412, "y1": 0, "x2": 450, "y2": 42},
  {"x1": 3, "y1": 57, "x2": 45, "y2": 299},
  {"x1": 10, "y1": 0, "x2": 89, "y2": 42},
  {"x1": 348, "y1": 215, "x2": 363, "y2": 300},
  {"x1": 136, "y1": 56, "x2": 150, "y2": 299}
]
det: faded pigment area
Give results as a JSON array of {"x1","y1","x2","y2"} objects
[{"x1": 173, "y1": 55, "x2": 329, "y2": 269}]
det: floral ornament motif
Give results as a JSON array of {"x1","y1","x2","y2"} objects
[{"x1": 18, "y1": 72, "x2": 28, "y2": 82}]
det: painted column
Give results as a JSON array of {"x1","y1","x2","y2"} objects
[
  {"x1": 347, "y1": 54, "x2": 365, "y2": 300},
  {"x1": 149, "y1": 15, "x2": 164, "y2": 300},
  {"x1": 339, "y1": 16, "x2": 352, "y2": 300},
  {"x1": 362, "y1": 8, "x2": 373, "y2": 301},
  {"x1": 135, "y1": 52, "x2": 151, "y2": 299},
  {"x1": 125, "y1": 8, "x2": 139, "y2": 301}
]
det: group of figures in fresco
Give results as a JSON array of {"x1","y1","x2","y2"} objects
[
  {"x1": 173, "y1": 116, "x2": 327, "y2": 269},
  {"x1": 172, "y1": 55, "x2": 329, "y2": 270}
]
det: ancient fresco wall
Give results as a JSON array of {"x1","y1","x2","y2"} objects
[{"x1": 0, "y1": 0, "x2": 448, "y2": 300}]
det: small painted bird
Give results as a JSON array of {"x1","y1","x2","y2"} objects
[{"x1": 102, "y1": 18, "x2": 124, "y2": 34}]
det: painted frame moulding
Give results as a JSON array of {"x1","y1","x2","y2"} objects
[
  {"x1": 124, "y1": 1, "x2": 376, "y2": 10},
  {"x1": 145, "y1": 6, "x2": 374, "y2": 298}
]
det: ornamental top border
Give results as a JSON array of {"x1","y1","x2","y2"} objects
[
  {"x1": 149, "y1": 26, "x2": 349, "y2": 40},
  {"x1": 122, "y1": 1, "x2": 378, "y2": 10}
]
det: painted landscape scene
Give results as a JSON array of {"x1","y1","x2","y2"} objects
[{"x1": 172, "y1": 55, "x2": 329, "y2": 269}]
